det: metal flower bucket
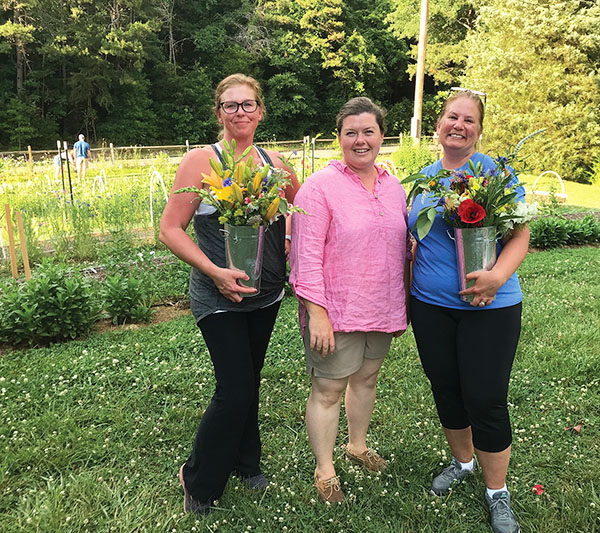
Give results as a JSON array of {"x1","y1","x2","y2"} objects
[
  {"x1": 453, "y1": 226, "x2": 498, "y2": 302},
  {"x1": 223, "y1": 224, "x2": 265, "y2": 297}
]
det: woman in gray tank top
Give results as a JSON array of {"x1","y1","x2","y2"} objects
[{"x1": 160, "y1": 74, "x2": 300, "y2": 515}]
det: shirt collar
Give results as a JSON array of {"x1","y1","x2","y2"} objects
[{"x1": 329, "y1": 159, "x2": 389, "y2": 181}]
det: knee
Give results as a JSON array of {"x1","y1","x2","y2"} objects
[
  {"x1": 214, "y1": 379, "x2": 256, "y2": 410},
  {"x1": 310, "y1": 387, "x2": 344, "y2": 409},
  {"x1": 464, "y1": 394, "x2": 508, "y2": 428}
]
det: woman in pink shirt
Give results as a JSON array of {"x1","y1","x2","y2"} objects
[{"x1": 290, "y1": 97, "x2": 412, "y2": 503}]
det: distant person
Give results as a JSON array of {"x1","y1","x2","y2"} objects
[
  {"x1": 53, "y1": 151, "x2": 73, "y2": 180},
  {"x1": 73, "y1": 134, "x2": 91, "y2": 180}
]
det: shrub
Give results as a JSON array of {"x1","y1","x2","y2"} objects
[
  {"x1": 529, "y1": 215, "x2": 600, "y2": 249},
  {"x1": 103, "y1": 274, "x2": 153, "y2": 325},
  {"x1": 391, "y1": 138, "x2": 437, "y2": 178},
  {"x1": 0, "y1": 261, "x2": 100, "y2": 346}
]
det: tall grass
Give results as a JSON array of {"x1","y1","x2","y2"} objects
[{"x1": 0, "y1": 247, "x2": 598, "y2": 532}]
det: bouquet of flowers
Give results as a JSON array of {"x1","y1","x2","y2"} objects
[
  {"x1": 402, "y1": 156, "x2": 538, "y2": 240},
  {"x1": 176, "y1": 140, "x2": 300, "y2": 227}
]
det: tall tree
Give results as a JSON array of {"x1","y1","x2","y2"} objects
[
  {"x1": 387, "y1": 0, "x2": 478, "y2": 85},
  {"x1": 462, "y1": 0, "x2": 600, "y2": 182}
]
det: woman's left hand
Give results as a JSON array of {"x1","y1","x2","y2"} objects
[
  {"x1": 460, "y1": 269, "x2": 504, "y2": 307},
  {"x1": 392, "y1": 329, "x2": 407, "y2": 338}
]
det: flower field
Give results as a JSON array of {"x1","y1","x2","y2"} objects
[{"x1": 0, "y1": 155, "x2": 178, "y2": 267}]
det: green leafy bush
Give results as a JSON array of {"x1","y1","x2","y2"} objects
[
  {"x1": 0, "y1": 261, "x2": 100, "y2": 346},
  {"x1": 103, "y1": 274, "x2": 153, "y2": 325},
  {"x1": 391, "y1": 138, "x2": 437, "y2": 178},
  {"x1": 529, "y1": 215, "x2": 600, "y2": 249}
]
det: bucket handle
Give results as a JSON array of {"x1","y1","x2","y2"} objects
[{"x1": 447, "y1": 228, "x2": 501, "y2": 241}]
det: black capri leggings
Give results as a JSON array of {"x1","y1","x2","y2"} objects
[{"x1": 410, "y1": 296, "x2": 522, "y2": 453}]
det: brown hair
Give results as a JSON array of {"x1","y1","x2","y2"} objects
[
  {"x1": 437, "y1": 90, "x2": 485, "y2": 131},
  {"x1": 336, "y1": 97, "x2": 386, "y2": 135},
  {"x1": 213, "y1": 74, "x2": 266, "y2": 116}
]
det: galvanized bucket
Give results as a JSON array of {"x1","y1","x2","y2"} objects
[
  {"x1": 223, "y1": 224, "x2": 265, "y2": 297},
  {"x1": 453, "y1": 226, "x2": 497, "y2": 302}
]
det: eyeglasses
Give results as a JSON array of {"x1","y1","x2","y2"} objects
[{"x1": 219, "y1": 100, "x2": 259, "y2": 114}]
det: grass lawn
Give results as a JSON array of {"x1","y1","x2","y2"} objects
[
  {"x1": 519, "y1": 174, "x2": 600, "y2": 210},
  {"x1": 1, "y1": 247, "x2": 599, "y2": 532}
]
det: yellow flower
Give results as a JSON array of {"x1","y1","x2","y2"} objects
[
  {"x1": 214, "y1": 185, "x2": 233, "y2": 202},
  {"x1": 231, "y1": 182, "x2": 244, "y2": 203},
  {"x1": 201, "y1": 169, "x2": 224, "y2": 189},
  {"x1": 265, "y1": 197, "x2": 280, "y2": 220}
]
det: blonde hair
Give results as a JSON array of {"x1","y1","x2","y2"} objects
[
  {"x1": 213, "y1": 74, "x2": 266, "y2": 116},
  {"x1": 438, "y1": 90, "x2": 485, "y2": 132}
]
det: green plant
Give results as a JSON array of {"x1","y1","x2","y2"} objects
[
  {"x1": 391, "y1": 138, "x2": 436, "y2": 178},
  {"x1": 0, "y1": 261, "x2": 100, "y2": 346},
  {"x1": 529, "y1": 215, "x2": 600, "y2": 249},
  {"x1": 586, "y1": 155, "x2": 600, "y2": 185},
  {"x1": 103, "y1": 274, "x2": 153, "y2": 324}
]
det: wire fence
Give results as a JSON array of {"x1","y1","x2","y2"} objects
[{"x1": 0, "y1": 135, "x2": 428, "y2": 164}]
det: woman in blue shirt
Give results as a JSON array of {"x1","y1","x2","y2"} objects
[{"x1": 409, "y1": 91, "x2": 529, "y2": 533}]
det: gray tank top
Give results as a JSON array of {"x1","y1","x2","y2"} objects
[{"x1": 189, "y1": 145, "x2": 286, "y2": 323}]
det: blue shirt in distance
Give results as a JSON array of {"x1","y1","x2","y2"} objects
[
  {"x1": 74, "y1": 140, "x2": 90, "y2": 158},
  {"x1": 408, "y1": 152, "x2": 525, "y2": 310}
]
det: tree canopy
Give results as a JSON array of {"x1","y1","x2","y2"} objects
[{"x1": 1, "y1": 0, "x2": 598, "y2": 182}]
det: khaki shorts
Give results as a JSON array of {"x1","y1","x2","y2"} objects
[{"x1": 303, "y1": 315, "x2": 392, "y2": 379}]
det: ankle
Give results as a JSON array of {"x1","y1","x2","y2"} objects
[
  {"x1": 346, "y1": 442, "x2": 367, "y2": 455},
  {"x1": 315, "y1": 465, "x2": 337, "y2": 480},
  {"x1": 486, "y1": 484, "x2": 508, "y2": 498}
]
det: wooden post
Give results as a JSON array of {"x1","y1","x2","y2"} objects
[
  {"x1": 186, "y1": 139, "x2": 190, "y2": 152},
  {"x1": 27, "y1": 145, "x2": 33, "y2": 162},
  {"x1": 4, "y1": 204, "x2": 18, "y2": 279},
  {"x1": 110, "y1": 142, "x2": 115, "y2": 163},
  {"x1": 15, "y1": 211, "x2": 31, "y2": 281}
]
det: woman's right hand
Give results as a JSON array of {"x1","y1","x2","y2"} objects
[
  {"x1": 211, "y1": 267, "x2": 257, "y2": 302},
  {"x1": 304, "y1": 303, "x2": 335, "y2": 357}
]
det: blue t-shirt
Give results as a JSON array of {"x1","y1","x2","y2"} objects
[
  {"x1": 74, "y1": 140, "x2": 90, "y2": 158},
  {"x1": 408, "y1": 152, "x2": 525, "y2": 310}
]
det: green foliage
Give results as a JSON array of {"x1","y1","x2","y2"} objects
[
  {"x1": 529, "y1": 215, "x2": 600, "y2": 249},
  {"x1": 103, "y1": 274, "x2": 153, "y2": 325},
  {"x1": 0, "y1": 261, "x2": 99, "y2": 346},
  {"x1": 462, "y1": 0, "x2": 600, "y2": 183},
  {"x1": 387, "y1": 0, "x2": 478, "y2": 85},
  {"x1": 390, "y1": 137, "x2": 436, "y2": 177},
  {"x1": 586, "y1": 156, "x2": 600, "y2": 185}
]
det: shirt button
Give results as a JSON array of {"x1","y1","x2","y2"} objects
[
  {"x1": 375, "y1": 194, "x2": 379, "y2": 199},
  {"x1": 380, "y1": 212, "x2": 384, "y2": 216}
]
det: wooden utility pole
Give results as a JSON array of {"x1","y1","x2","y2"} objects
[{"x1": 411, "y1": 0, "x2": 429, "y2": 146}]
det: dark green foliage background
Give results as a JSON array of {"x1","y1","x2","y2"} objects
[{"x1": 1, "y1": 0, "x2": 599, "y2": 182}]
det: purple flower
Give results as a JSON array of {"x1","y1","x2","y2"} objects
[{"x1": 223, "y1": 177, "x2": 232, "y2": 187}]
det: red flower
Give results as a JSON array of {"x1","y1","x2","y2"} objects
[
  {"x1": 458, "y1": 199, "x2": 486, "y2": 224},
  {"x1": 532, "y1": 484, "x2": 544, "y2": 495}
]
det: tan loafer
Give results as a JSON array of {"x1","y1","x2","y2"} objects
[
  {"x1": 314, "y1": 470, "x2": 344, "y2": 503},
  {"x1": 344, "y1": 445, "x2": 388, "y2": 472}
]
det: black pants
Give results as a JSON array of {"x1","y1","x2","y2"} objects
[
  {"x1": 182, "y1": 301, "x2": 281, "y2": 502},
  {"x1": 410, "y1": 297, "x2": 522, "y2": 453}
]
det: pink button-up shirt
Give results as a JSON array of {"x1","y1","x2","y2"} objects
[{"x1": 289, "y1": 160, "x2": 412, "y2": 333}]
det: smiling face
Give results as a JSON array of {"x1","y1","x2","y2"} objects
[
  {"x1": 216, "y1": 84, "x2": 263, "y2": 141},
  {"x1": 338, "y1": 112, "x2": 384, "y2": 173},
  {"x1": 437, "y1": 96, "x2": 482, "y2": 156}
]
